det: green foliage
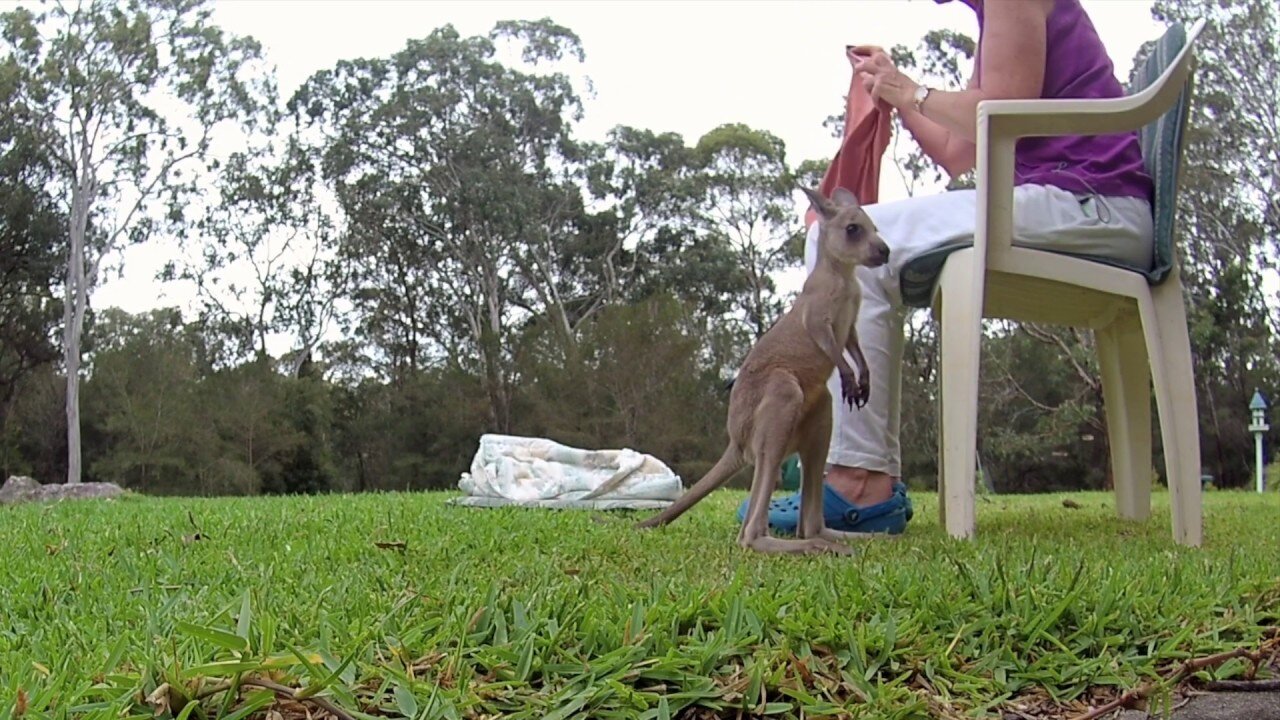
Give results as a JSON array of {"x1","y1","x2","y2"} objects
[
  {"x1": 978, "y1": 326, "x2": 1110, "y2": 492},
  {"x1": 514, "y1": 295, "x2": 732, "y2": 484},
  {"x1": 0, "y1": 44, "x2": 63, "y2": 471},
  {"x1": 291, "y1": 20, "x2": 595, "y2": 429},
  {"x1": 328, "y1": 368, "x2": 490, "y2": 493},
  {"x1": 694, "y1": 123, "x2": 799, "y2": 337},
  {"x1": 1264, "y1": 462, "x2": 1280, "y2": 492},
  {"x1": 69, "y1": 309, "x2": 335, "y2": 495},
  {"x1": 173, "y1": 134, "x2": 343, "y2": 369},
  {"x1": 0, "y1": 0, "x2": 274, "y2": 273},
  {"x1": 258, "y1": 356, "x2": 335, "y2": 495},
  {"x1": 81, "y1": 308, "x2": 211, "y2": 492},
  {"x1": 1, "y1": 491, "x2": 1277, "y2": 718},
  {"x1": 0, "y1": 368, "x2": 65, "y2": 480}
]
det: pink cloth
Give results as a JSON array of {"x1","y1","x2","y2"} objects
[{"x1": 805, "y1": 47, "x2": 894, "y2": 228}]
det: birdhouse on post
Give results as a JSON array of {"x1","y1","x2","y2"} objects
[{"x1": 1248, "y1": 390, "x2": 1269, "y2": 493}]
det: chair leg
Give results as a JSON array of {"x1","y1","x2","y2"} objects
[
  {"x1": 936, "y1": 358, "x2": 947, "y2": 527},
  {"x1": 1140, "y1": 278, "x2": 1203, "y2": 547},
  {"x1": 937, "y1": 251, "x2": 981, "y2": 540},
  {"x1": 930, "y1": 301, "x2": 947, "y2": 528},
  {"x1": 1096, "y1": 311, "x2": 1152, "y2": 521}
]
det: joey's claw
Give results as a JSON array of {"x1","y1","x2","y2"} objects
[
  {"x1": 839, "y1": 372, "x2": 857, "y2": 410},
  {"x1": 854, "y1": 375, "x2": 871, "y2": 409}
]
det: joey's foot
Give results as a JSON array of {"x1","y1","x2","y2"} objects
[
  {"x1": 740, "y1": 535, "x2": 854, "y2": 556},
  {"x1": 803, "y1": 532, "x2": 856, "y2": 555},
  {"x1": 805, "y1": 527, "x2": 861, "y2": 553}
]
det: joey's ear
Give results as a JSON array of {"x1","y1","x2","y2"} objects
[
  {"x1": 800, "y1": 186, "x2": 834, "y2": 220},
  {"x1": 831, "y1": 187, "x2": 860, "y2": 209}
]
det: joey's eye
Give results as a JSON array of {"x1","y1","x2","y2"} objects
[{"x1": 845, "y1": 223, "x2": 863, "y2": 238}]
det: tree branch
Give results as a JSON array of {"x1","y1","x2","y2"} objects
[{"x1": 1069, "y1": 635, "x2": 1280, "y2": 720}]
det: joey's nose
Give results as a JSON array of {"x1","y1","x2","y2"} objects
[{"x1": 871, "y1": 243, "x2": 890, "y2": 267}]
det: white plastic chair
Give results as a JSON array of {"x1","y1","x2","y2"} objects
[{"x1": 901, "y1": 19, "x2": 1208, "y2": 546}]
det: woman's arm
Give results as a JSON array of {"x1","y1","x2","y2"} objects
[
  {"x1": 853, "y1": 0, "x2": 1053, "y2": 171},
  {"x1": 897, "y1": 71, "x2": 978, "y2": 177}
]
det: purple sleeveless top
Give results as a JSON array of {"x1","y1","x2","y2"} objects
[{"x1": 937, "y1": 0, "x2": 1153, "y2": 201}]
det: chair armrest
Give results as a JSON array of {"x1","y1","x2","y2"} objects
[
  {"x1": 978, "y1": 78, "x2": 1187, "y2": 139},
  {"x1": 980, "y1": 94, "x2": 1169, "y2": 138}
]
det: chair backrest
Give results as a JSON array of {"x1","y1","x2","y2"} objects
[{"x1": 1127, "y1": 22, "x2": 1197, "y2": 285}]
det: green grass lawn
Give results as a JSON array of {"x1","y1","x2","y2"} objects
[{"x1": 1, "y1": 489, "x2": 1277, "y2": 720}]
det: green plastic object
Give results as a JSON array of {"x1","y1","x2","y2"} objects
[{"x1": 780, "y1": 454, "x2": 801, "y2": 491}]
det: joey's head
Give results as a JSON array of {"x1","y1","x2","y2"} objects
[{"x1": 800, "y1": 186, "x2": 890, "y2": 270}]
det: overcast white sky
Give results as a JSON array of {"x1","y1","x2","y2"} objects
[{"x1": 24, "y1": 0, "x2": 1167, "y2": 320}]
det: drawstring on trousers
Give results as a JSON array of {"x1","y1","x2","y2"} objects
[{"x1": 1049, "y1": 161, "x2": 1114, "y2": 224}]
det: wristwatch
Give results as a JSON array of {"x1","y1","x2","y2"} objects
[{"x1": 913, "y1": 85, "x2": 932, "y2": 113}]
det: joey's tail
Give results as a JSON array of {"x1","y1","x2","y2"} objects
[{"x1": 635, "y1": 445, "x2": 746, "y2": 529}]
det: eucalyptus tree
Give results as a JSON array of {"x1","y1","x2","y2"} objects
[
  {"x1": 0, "y1": 0, "x2": 273, "y2": 483},
  {"x1": 292, "y1": 19, "x2": 595, "y2": 430}
]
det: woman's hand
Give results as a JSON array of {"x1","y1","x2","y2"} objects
[{"x1": 849, "y1": 45, "x2": 922, "y2": 111}]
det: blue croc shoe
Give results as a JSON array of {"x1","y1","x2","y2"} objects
[{"x1": 736, "y1": 481, "x2": 914, "y2": 535}]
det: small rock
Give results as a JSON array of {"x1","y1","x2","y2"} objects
[
  {"x1": 0, "y1": 476, "x2": 41, "y2": 503},
  {"x1": 1, "y1": 476, "x2": 125, "y2": 505}
]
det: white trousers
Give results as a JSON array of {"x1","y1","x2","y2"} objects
[{"x1": 802, "y1": 183, "x2": 1154, "y2": 477}]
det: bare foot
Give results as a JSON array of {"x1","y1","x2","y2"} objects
[{"x1": 825, "y1": 465, "x2": 895, "y2": 506}]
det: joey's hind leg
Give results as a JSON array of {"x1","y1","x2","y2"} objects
[
  {"x1": 737, "y1": 373, "x2": 800, "y2": 547},
  {"x1": 738, "y1": 375, "x2": 850, "y2": 556},
  {"x1": 796, "y1": 395, "x2": 832, "y2": 540},
  {"x1": 795, "y1": 398, "x2": 853, "y2": 555}
]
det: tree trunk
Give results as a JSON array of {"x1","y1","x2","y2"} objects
[
  {"x1": 62, "y1": 257, "x2": 83, "y2": 485},
  {"x1": 1, "y1": 392, "x2": 15, "y2": 479},
  {"x1": 480, "y1": 258, "x2": 512, "y2": 433},
  {"x1": 480, "y1": 335, "x2": 511, "y2": 433},
  {"x1": 63, "y1": 179, "x2": 92, "y2": 484}
]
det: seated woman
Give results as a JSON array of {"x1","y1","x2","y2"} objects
[{"x1": 739, "y1": 0, "x2": 1155, "y2": 534}]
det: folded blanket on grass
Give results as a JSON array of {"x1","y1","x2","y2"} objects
[{"x1": 450, "y1": 434, "x2": 681, "y2": 510}]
